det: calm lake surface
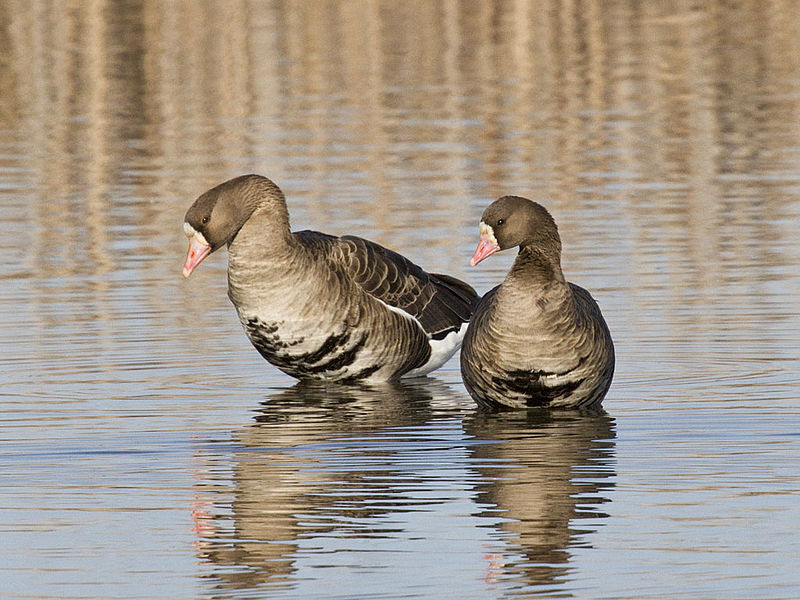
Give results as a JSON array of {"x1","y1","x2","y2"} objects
[{"x1": 2, "y1": 2, "x2": 799, "y2": 599}]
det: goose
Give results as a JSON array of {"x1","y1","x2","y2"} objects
[
  {"x1": 182, "y1": 174, "x2": 478, "y2": 383},
  {"x1": 460, "y1": 196, "x2": 614, "y2": 409}
]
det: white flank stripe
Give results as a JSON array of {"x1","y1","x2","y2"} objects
[
  {"x1": 375, "y1": 298, "x2": 467, "y2": 377},
  {"x1": 402, "y1": 321, "x2": 468, "y2": 378}
]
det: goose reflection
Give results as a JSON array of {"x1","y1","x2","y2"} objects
[
  {"x1": 464, "y1": 409, "x2": 616, "y2": 590},
  {"x1": 192, "y1": 383, "x2": 615, "y2": 597},
  {"x1": 193, "y1": 378, "x2": 464, "y2": 593}
]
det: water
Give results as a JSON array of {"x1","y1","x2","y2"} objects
[{"x1": 2, "y1": 2, "x2": 799, "y2": 599}]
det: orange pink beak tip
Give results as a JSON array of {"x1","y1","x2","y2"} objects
[{"x1": 182, "y1": 237, "x2": 211, "y2": 278}]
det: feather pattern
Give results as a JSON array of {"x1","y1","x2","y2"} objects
[
  {"x1": 460, "y1": 196, "x2": 614, "y2": 409},
  {"x1": 183, "y1": 175, "x2": 478, "y2": 383},
  {"x1": 333, "y1": 234, "x2": 477, "y2": 340}
]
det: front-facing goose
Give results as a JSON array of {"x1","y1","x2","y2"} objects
[
  {"x1": 460, "y1": 196, "x2": 614, "y2": 409},
  {"x1": 182, "y1": 174, "x2": 478, "y2": 383}
]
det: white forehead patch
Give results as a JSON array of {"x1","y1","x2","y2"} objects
[
  {"x1": 184, "y1": 222, "x2": 209, "y2": 246},
  {"x1": 479, "y1": 221, "x2": 498, "y2": 246}
]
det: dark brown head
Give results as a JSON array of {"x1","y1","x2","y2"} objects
[
  {"x1": 182, "y1": 174, "x2": 288, "y2": 277},
  {"x1": 470, "y1": 196, "x2": 561, "y2": 266}
]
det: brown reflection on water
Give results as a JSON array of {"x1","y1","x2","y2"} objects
[
  {"x1": 2, "y1": 1, "x2": 799, "y2": 257},
  {"x1": 1, "y1": 1, "x2": 797, "y2": 270},
  {"x1": 192, "y1": 382, "x2": 615, "y2": 594},
  {"x1": 193, "y1": 380, "x2": 447, "y2": 591},
  {"x1": 464, "y1": 410, "x2": 616, "y2": 588}
]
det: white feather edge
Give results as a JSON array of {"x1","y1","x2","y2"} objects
[{"x1": 376, "y1": 298, "x2": 468, "y2": 378}]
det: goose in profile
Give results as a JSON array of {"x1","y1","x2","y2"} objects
[
  {"x1": 460, "y1": 196, "x2": 614, "y2": 409},
  {"x1": 182, "y1": 174, "x2": 478, "y2": 383}
]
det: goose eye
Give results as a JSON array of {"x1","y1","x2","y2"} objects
[
  {"x1": 497, "y1": 219, "x2": 505, "y2": 226},
  {"x1": 202, "y1": 216, "x2": 209, "y2": 224}
]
